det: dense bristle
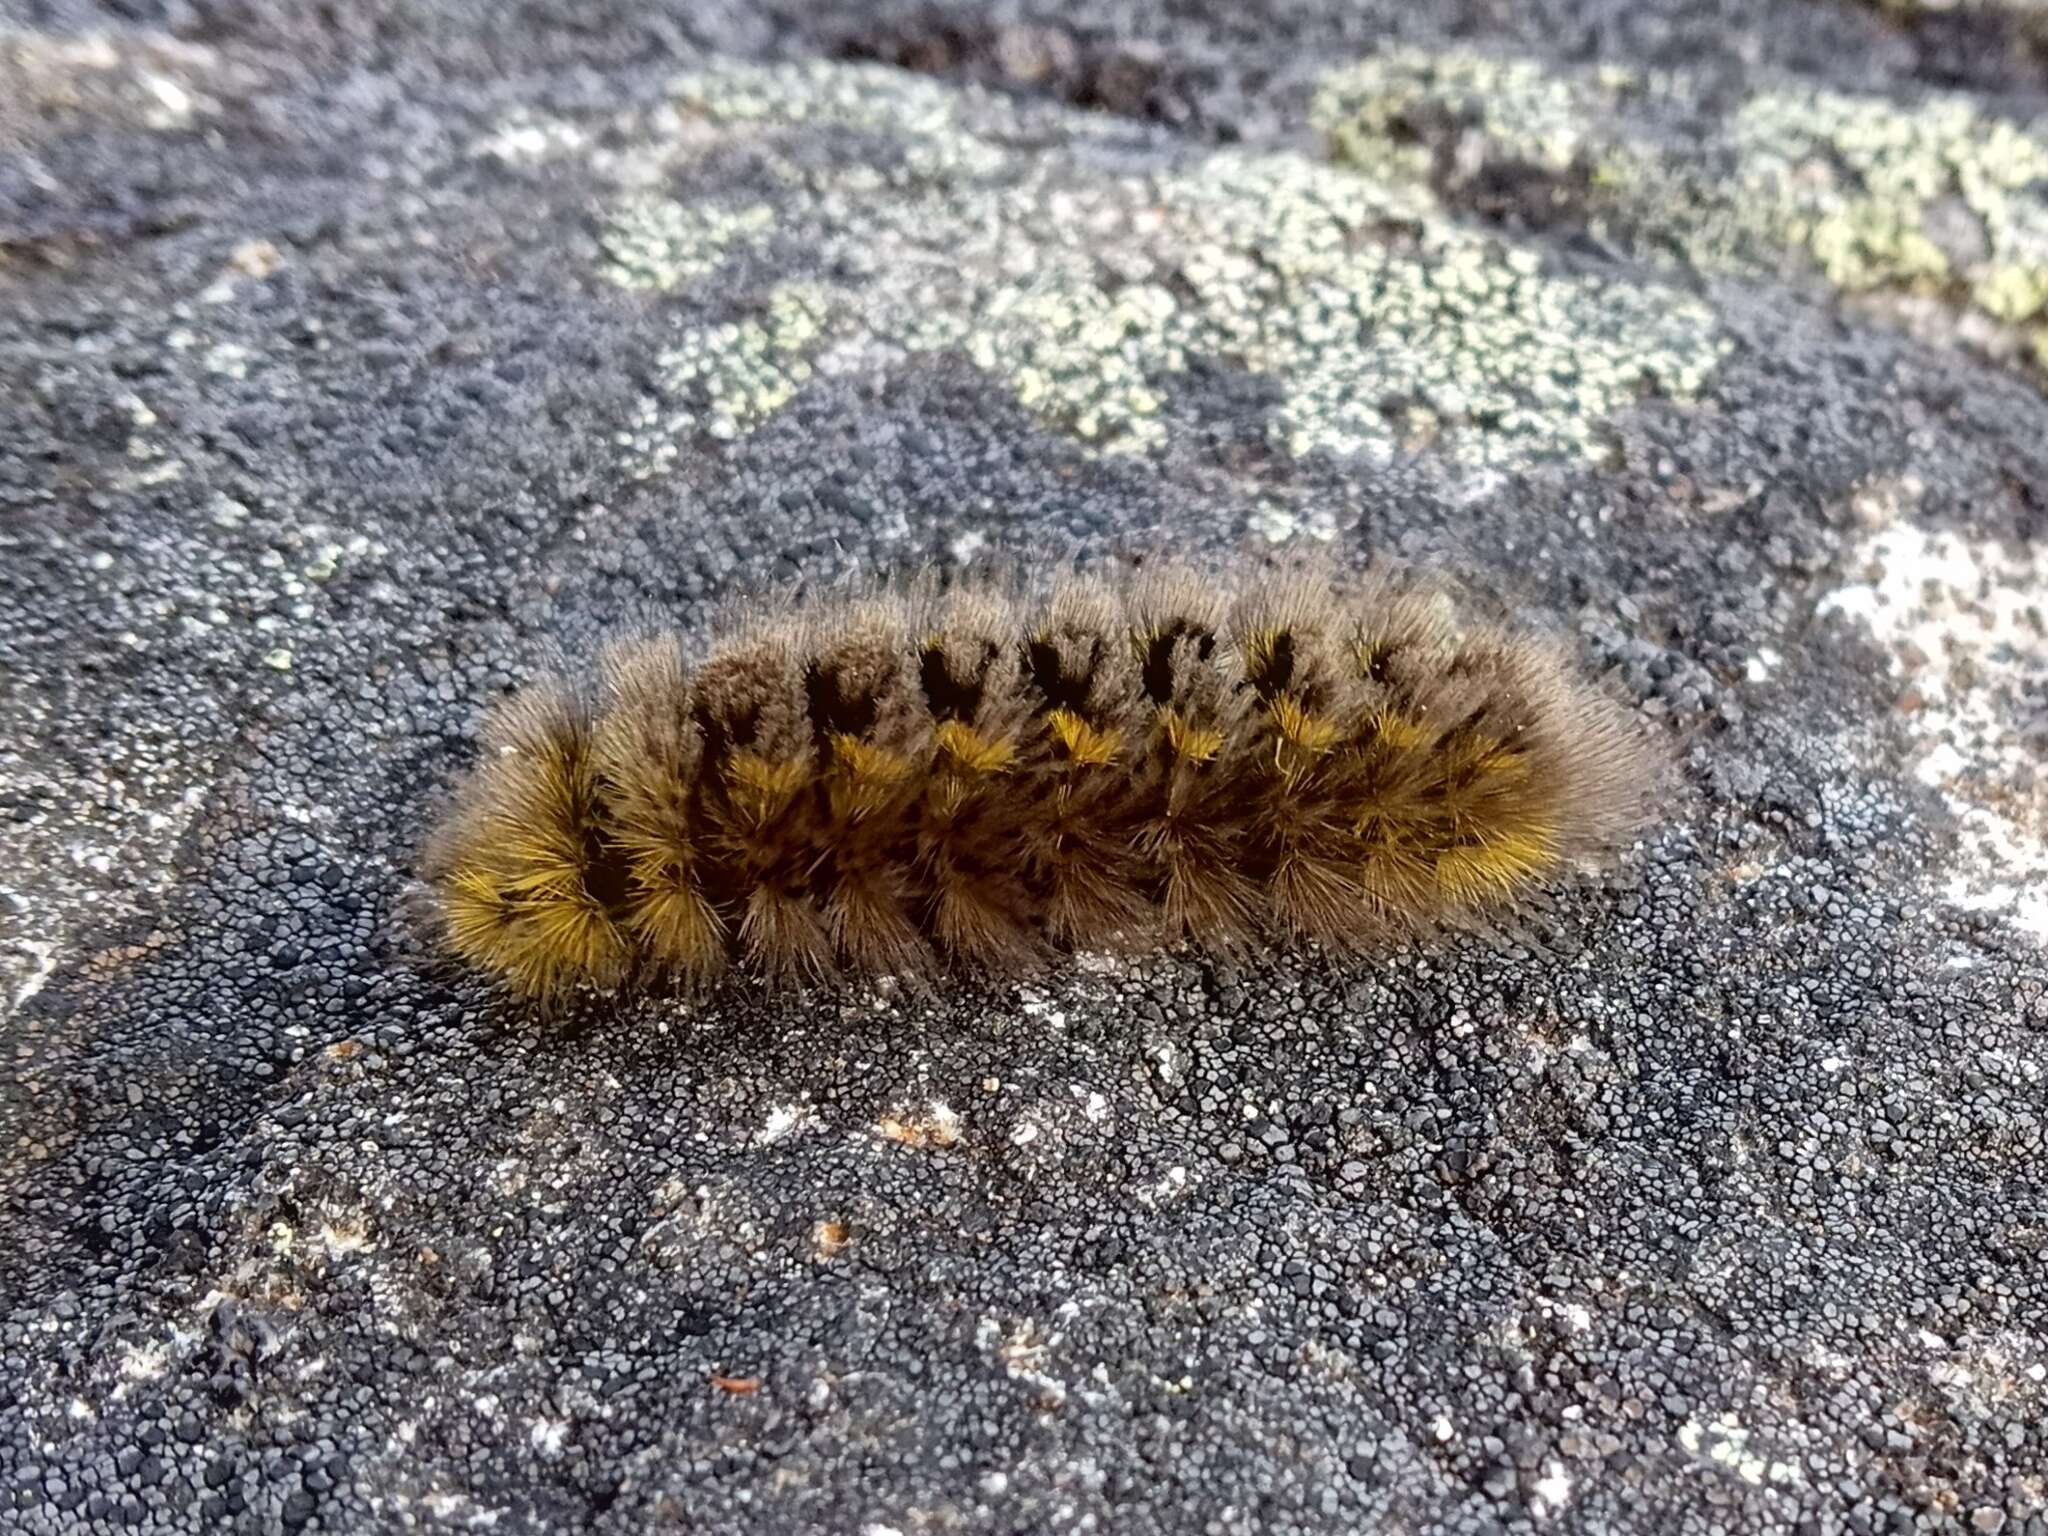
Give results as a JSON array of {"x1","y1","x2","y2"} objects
[
  {"x1": 914, "y1": 584, "x2": 1042, "y2": 969},
  {"x1": 420, "y1": 679, "x2": 634, "y2": 1004},
  {"x1": 422, "y1": 564, "x2": 1663, "y2": 1002},
  {"x1": 590, "y1": 632, "x2": 726, "y2": 987},
  {"x1": 1126, "y1": 566, "x2": 1262, "y2": 948},
  {"x1": 806, "y1": 601, "x2": 932, "y2": 980},
  {"x1": 692, "y1": 624, "x2": 831, "y2": 981},
  {"x1": 1019, "y1": 579, "x2": 1154, "y2": 948}
]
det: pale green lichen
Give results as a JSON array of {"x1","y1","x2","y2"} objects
[
  {"x1": 597, "y1": 58, "x2": 1725, "y2": 472},
  {"x1": 613, "y1": 284, "x2": 832, "y2": 474},
  {"x1": 1314, "y1": 46, "x2": 2048, "y2": 372},
  {"x1": 1315, "y1": 48, "x2": 1642, "y2": 186},
  {"x1": 603, "y1": 198, "x2": 776, "y2": 292},
  {"x1": 1729, "y1": 87, "x2": 2048, "y2": 322}
]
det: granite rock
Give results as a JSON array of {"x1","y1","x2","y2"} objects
[{"x1": 3, "y1": 2, "x2": 2046, "y2": 1532}]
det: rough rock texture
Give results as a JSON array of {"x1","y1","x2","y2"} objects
[{"x1": 4, "y1": 2, "x2": 2047, "y2": 1532}]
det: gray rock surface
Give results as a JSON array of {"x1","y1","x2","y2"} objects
[{"x1": 3, "y1": 1, "x2": 2047, "y2": 1532}]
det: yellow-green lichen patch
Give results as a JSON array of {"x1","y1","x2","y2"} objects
[
  {"x1": 603, "y1": 198, "x2": 776, "y2": 292},
  {"x1": 596, "y1": 58, "x2": 1725, "y2": 473},
  {"x1": 614, "y1": 284, "x2": 832, "y2": 475},
  {"x1": 1730, "y1": 86, "x2": 2048, "y2": 332},
  {"x1": 1315, "y1": 46, "x2": 2048, "y2": 376},
  {"x1": 1312, "y1": 47, "x2": 1643, "y2": 188}
]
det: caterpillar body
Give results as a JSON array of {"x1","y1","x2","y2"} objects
[{"x1": 422, "y1": 565, "x2": 1658, "y2": 1002}]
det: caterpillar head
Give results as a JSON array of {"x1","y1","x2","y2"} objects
[{"x1": 422, "y1": 678, "x2": 633, "y2": 1003}]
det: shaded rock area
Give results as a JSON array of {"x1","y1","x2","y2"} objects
[{"x1": 3, "y1": 1, "x2": 2047, "y2": 1532}]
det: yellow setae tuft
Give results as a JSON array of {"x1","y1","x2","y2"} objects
[{"x1": 1046, "y1": 708, "x2": 1122, "y2": 767}]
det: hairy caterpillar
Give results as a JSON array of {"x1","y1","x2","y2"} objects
[{"x1": 421, "y1": 565, "x2": 1659, "y2": 1002}]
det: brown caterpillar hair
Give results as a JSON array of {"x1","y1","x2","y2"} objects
[{"x1": 420, "y1": 564, "x2": 1660, "y2": 1003}]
